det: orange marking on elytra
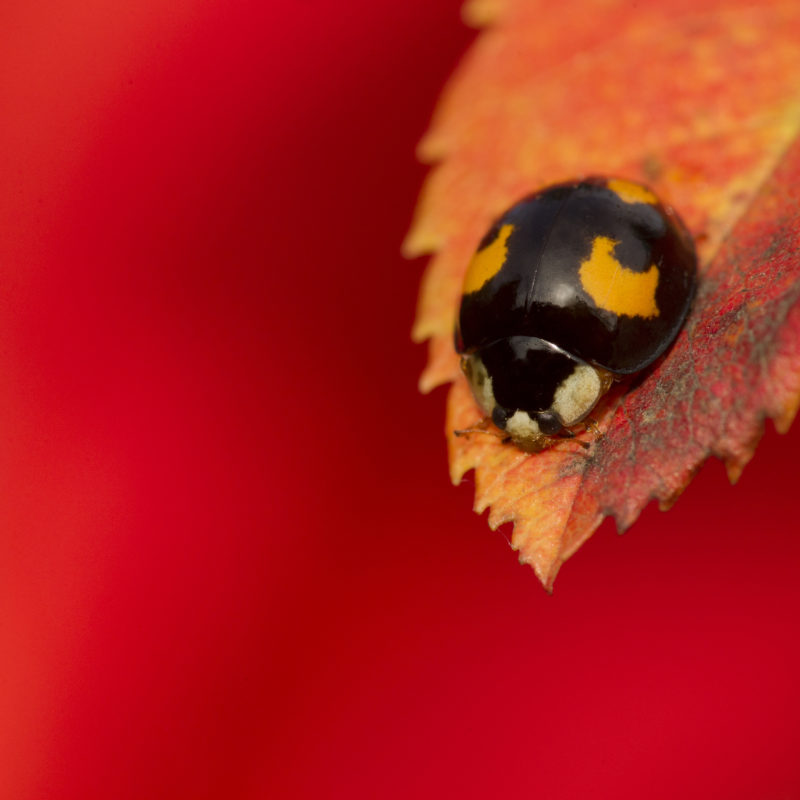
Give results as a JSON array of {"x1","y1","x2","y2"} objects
[
  {"x1": 462, "y1": 224, "x2": 514, "y2": 294},
  {"x1": 579, "y1": 236, "x2": 660, "y2": 318},
  {"x1": 607, "y1": 178, "x2": 658, "y2": 205}
]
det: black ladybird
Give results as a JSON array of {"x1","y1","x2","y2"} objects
[{"x1": 455, "y1": 177, "x2": 697, "y2": 452}]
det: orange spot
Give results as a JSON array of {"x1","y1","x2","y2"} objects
[
  {"x1": 462, "y1": 224, "x2": 514, "y2": 294},
  {"x1": 579, "y1": 236, "x2": 660, "y2": 318},
  {"x1": 607, "y1": 178, "x2": 658, "y2": 206}
]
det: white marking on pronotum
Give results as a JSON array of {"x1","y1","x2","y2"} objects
[
  {"x1": 462, "y1": 354, "x2": 497, "y2": 416},
  {"x1": 551, "y1": 364, "x2": 602, "y2": 426}
]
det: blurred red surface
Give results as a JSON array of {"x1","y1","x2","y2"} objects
[{"x1": 0, "y1": 1, "x2": 799, "y2": 798}]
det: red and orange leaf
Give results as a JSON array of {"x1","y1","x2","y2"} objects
[{"x1": 406, "y1": 0, "x2": 800, "y2": 588}]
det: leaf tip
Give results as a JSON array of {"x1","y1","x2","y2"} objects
[
  {"x1": 401, "y1": 229, "x2": 433, "y2": 260},
  {"x1": 461, "y1": 0, "x2": 502, "y2": 28},
  {"x1": 774, "y1": 400, "x2": 800, "y2": 436},
  {"x1": 516, "y1": 549, "x2": 560, "y2": 593}
]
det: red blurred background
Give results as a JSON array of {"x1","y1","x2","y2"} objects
[{"x1": 1, "y1": 1, "x2": 799, "y2": 798}]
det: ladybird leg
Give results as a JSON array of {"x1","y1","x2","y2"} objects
[
  {"x1": 558, "y1": 434, "x2": 590, "y2": 450},
  {"x1": 454, "y1": 416, "x2": 490, "y2": 434},
  {"x1": 556, "y1": 427, "x2": 591, "y2": 451},
  {"x1": 551, "y1": 439, "x2": 591, "y2": 457},
  {"x1": 556, "y1": 428, "x2": 589, "y2": 446},
  {"x1": 454, "y1": 417, "x2": 506, "y2": 441},
  {"x1": 584, "y1": 418, "x2": 602, "y2": 436}
]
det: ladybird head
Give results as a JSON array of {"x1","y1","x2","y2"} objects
[{"x1": 460, "y1": 336, "x2": 609, "y2": 452}]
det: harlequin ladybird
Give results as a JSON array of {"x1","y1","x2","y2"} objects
[{"x1": 455, "y1": 176, "x2": 697, "y2": 452}]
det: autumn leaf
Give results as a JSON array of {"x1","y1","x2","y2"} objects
[{"x1": 406, "y1": 0, "x2": 800, "y2": 589}]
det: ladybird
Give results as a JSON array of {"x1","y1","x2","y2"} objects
[{"x1": 455, "y1": 176, "x2": 697, "y2": 452}]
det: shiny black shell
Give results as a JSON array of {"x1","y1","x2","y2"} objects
[{"x1": 456, "y1": 177, "x2": 697, "y2": 375}]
